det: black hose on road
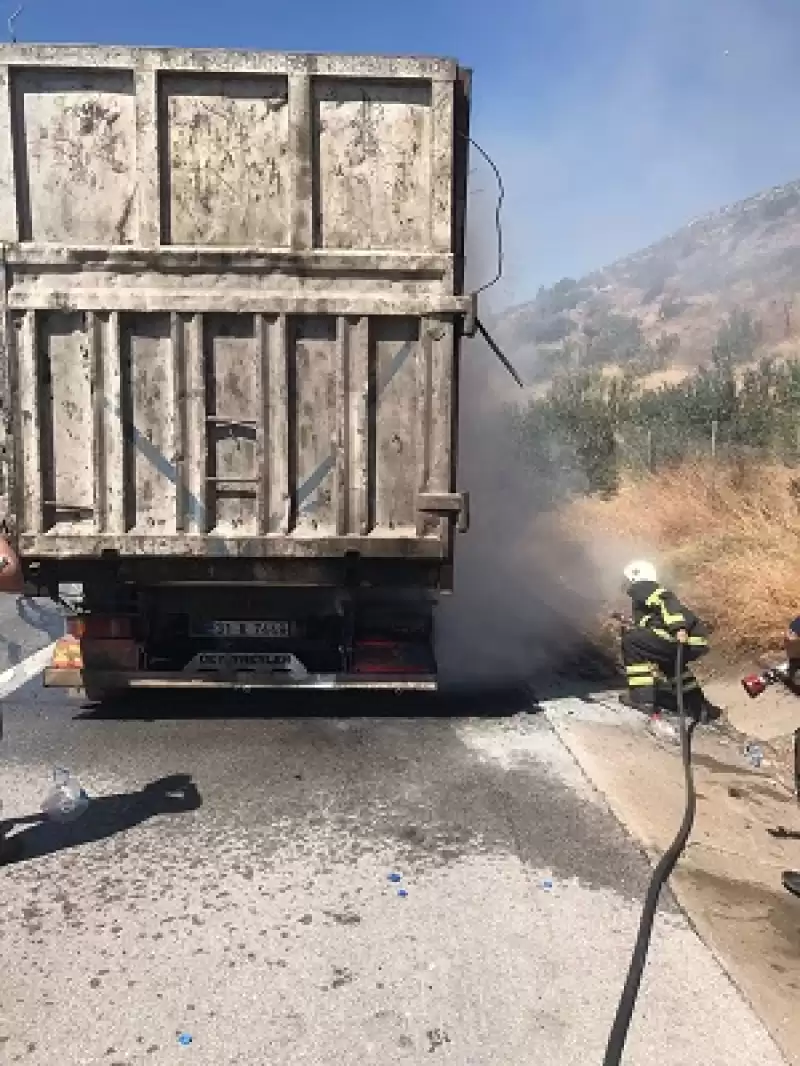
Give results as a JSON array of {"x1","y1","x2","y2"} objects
[{"x1": 602, "y1": 643, "x2": 697, "y2": 1066}]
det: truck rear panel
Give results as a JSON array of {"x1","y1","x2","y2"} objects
[
  {"x1": 0, "y1": 45, "x2": 471, "y2": 586},
  {"x1": 45, "y1": 582, "x2": 439, "y2": 695}
]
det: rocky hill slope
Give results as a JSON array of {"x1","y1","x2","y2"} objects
[{"x1": 497, "y1": 178, "x2": 800, "y2": 385}]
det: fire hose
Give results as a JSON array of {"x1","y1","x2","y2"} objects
[{"x1": 602, "y1": 641, "x2": 698, "y2": 1065}]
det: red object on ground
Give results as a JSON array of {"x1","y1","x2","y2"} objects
[
  {"x1": 0, "y1": 536, "x2": 23, "y2": 594},
  {"x1": 741, "y1": 674, "x2": 767, "y2": 698}
]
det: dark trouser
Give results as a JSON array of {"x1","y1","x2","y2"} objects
[{"x1": 622, "y1": 627, "x2": 708, "y2": 713}]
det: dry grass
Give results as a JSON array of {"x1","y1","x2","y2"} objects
[{"x1": 560, "y1": 459, "x2": 800, "y2": 661}]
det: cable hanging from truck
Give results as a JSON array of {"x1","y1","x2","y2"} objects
[
  {"x1": 7, "y1": 4, "x2": 24, "y2": 42},
  {"x1": 461, "y1": 133, "x2": 524, "y2": 389},
  {"x1": 465, "y1": 134, "x2": 505, "y2": 296}
]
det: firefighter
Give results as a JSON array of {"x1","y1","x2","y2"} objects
[
  {"x1": 0, "y1": 533, "x2": 23, "y2": 865},
  {"x1": 618, "y1": 560, "x2": 718, "y2": 721}
]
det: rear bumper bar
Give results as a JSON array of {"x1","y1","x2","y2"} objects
[{"x1": 44, "y1": 668, "x2": 438, "y2": 692}]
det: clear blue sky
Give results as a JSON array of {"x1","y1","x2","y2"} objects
[{"x1": 8, "y1": 0, "x2": 800, "y2": 305}]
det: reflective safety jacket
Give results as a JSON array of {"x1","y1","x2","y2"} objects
[{"x1": 628, "y1": 580, "x2": 709, "y2": 645}]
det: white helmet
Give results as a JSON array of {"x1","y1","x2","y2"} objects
[{"x1": 623, "y1": 559, "x2": 658, "y2": 585}]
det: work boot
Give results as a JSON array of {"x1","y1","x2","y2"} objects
[
  {"x1": 698, "y1": 700, "x2": 725, "y2": 725},
  {"x1": 677, "y1": 692, "x2": 724, "y2": 726},
  {"x1": 783, "y1": 871, "x2": 800, "y2": 898},
  {"x1": 617, "y1": 691, "x2": 654, "y2": 714}
]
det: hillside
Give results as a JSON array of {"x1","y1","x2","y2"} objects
[{"x1": 497, "y1": 178, "x2": 800, "y2": 386}]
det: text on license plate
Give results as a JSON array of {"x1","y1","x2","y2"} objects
[{"x1": 207, "y1": 620, "x2": 289, "y2": 638}]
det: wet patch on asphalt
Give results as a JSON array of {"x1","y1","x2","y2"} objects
[
  {"x1": 1, "y1": 684, "x2": 785, "y2": 1066},
  {"x1": 3, "y1": 686, "x2": 661, "y2": 908}
]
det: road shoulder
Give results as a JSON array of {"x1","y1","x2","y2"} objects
[{"x1": 544, "y1": 693, "x2": 799, "y2": 1066}]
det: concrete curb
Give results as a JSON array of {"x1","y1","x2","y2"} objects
[{"x1": 545, "y1": 704, "x2": 793, "y2": 1066}]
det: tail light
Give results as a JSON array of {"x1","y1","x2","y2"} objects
[
  {"x1": 742, "y1": 674, "x2": 767, "y2": 698},
  {"x1": 50, "y1": 636, "x2": 84, "y2": 670},
  {"x1": 67, "y1": 615, "x2": 133, "y2": 640},
  {"x1": 352, "y1": 639, "x2": 430, "y2": 675}
]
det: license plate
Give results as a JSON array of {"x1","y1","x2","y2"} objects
[{"x1": 206, "y1": 620, "x2": 289, "y2": 638}]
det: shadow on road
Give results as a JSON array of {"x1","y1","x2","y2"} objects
[
  {"x1": 74, "y1": 684, "x2": 540, "y2": 722},
  {"x1": 70, "y1": 642, "x2": 621, "y2": 723},
  {"x1": 51, "y1": 633, "x2": 622, "y2": 723},
  {"x1": 0, "y1": 596, "x2": 66, "y2": 670},
  {"x1": 0, "y1": 773, "x2": 202, "y2": 866},
  {"x1": 15, "y1": 596, "x2": 66, "y2": 641},
  {"x1": 769, "y1": 826, "x2": 800, "y2": 841}
]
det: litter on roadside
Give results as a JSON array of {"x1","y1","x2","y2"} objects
[
  {"x1": 743, "y1": 741, "x2": 764, "y2": 768},
  {"x1": 647, "y1": 715, "x2": 680, "y2": 745},
  {"x1": 41, "y1": 768, "x2": 90, "y2": 823}
]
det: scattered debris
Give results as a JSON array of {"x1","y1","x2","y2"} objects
[
  {"x1": 744, "y1": 742, "x2": 764, "y2": 769},
  {"x1": 323, "y1": 910, "x2": 362, "y2": 925},
  {"x1": 647, "y1": 715, "x2": 679, "y2": 745},
  {"x1": 426, "y1": 1028, "x2": 451, "y2": 1053},
  {"x1": 331, "y1": 967, "x2": 354, "y2": 989},
  {"x1": 769, "y1": 826, "x2": 800, "y2": 840}
]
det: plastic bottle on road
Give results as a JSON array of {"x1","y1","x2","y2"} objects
[
  {"x1": 744, "y1": 742, "x2": 764, "y2": 769},
  {"x1": 41, "y1": 768, "x2": 89, "y2": 823}
]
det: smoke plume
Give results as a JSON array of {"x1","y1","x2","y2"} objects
[{"x1": 435, "y1": 341, "x2": 633, "y2": 688}]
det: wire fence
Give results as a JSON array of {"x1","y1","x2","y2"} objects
[
  {"x1": 613, "y1": 418, "x2": 800, "y2": 476},
  {"x1": 511, "y1": 346, "x2": 800, "y2": 498},
  {"x1": 508, "y1": 411, "x2": 800, "y2": 505}
]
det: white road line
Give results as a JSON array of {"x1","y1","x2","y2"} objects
[{"x1": 0, "y1": 641, "x2": 58, "y2": 699}]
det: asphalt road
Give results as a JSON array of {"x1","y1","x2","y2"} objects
[
  {"x1": 1, "y1": 672, "x2": 790, "y2": 1066},
  {"x1": 0, "y1": 595, "x2": 65, "y2": 674}
]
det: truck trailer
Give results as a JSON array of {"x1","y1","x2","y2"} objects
[{"x1": 0, "y1": 43, "x2": 476, "y2": 697}]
